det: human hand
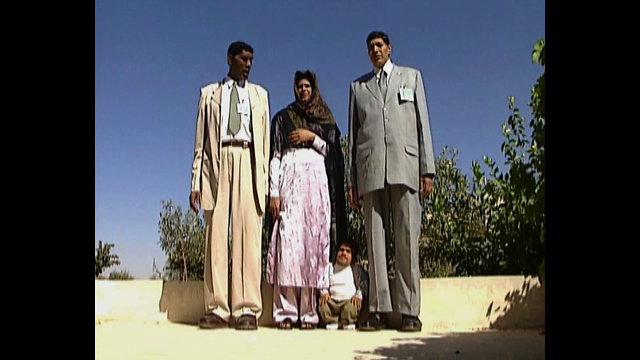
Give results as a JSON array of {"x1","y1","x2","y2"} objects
[
  {"x1": 269, "y1": 197, "x2": 281, "y2": 219},
  {"x1": 420, "y1": 176, "x2": 434, "y2": 200},
  {"x1": 288, "y1": 129, "x2": 316, "y2": 146},
  {"x1": 351, "y1": 296, "x2": 362, "y2": 308},
  {"x1": 189, "y1": 191, "x2": 201, "y2": 213},
  {"x1": 348, "y1": 186, "x2": 361, "y2": 211},
  {"x1": 319, "y1": 293, "x2": 331, "y2": 306}
]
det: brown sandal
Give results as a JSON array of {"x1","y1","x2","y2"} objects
[
  {"x1": 278, "y1": 318, "x2": 293, "y2": 330},
  {"x1": 300, "y1": 322, "x2": 316, "y2": 330}
]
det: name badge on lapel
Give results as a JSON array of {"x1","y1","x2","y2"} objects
[{"x1": 399, "y1": 87, "x2": 414, "y2": 102}]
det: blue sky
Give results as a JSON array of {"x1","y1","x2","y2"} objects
[{"x1": 95, "y1": 0, "x2": 545, "y2": 279}]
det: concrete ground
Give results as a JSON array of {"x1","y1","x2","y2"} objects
[{"x1": 95, "y1": 320, "x2": 545, "y2": 360}]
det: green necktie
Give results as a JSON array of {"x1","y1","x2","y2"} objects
[{"x1": 228, "y1": 83, "x2": 241, "y2": 136}]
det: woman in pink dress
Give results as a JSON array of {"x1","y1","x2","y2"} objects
[{"x1": 266, "y1": 70, "x2": 347, "y2": 330}]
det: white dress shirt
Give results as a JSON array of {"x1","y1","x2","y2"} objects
[
  {"x1": 220, "y1": 76, "x2": 252, "y2": 143},
  {"x1": 374, "y1": 59, "x2": 394, "y2": 86},
  {"x1": 319, "y1": 263, "x2": 362, "y2": 301}
]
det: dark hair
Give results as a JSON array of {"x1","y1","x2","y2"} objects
[
  {"x1": 366, "y1": 31, "x2": 390, "y2": 46},
  {"x1": 227, "y1": 41, "x2": 254, "y2": 58},
  {"x1": 337, "y1": 239, "x2": 360, "y2": 262},
  {"x1": 294, "y1": 70, "x2": 315, "y2": 91}
]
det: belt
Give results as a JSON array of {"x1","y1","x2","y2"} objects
[{"x1": 222, "y1": 140, "x2": 251, "y2": 148}]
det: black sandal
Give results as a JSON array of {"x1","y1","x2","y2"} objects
[
  {"x1": 278, "y1": 318, "x2": 293, "y2": 330},
  {"x1": 300, "y1": 321, "x2": 316, "y2": 330}
]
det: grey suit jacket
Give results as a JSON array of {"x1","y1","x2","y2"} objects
[{"x1": 348, "y1": 64, "x2": 436, "y2": 196}]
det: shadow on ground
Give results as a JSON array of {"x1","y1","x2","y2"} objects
[
  {"x1": 487, "y1": 278, "x2": 545, "y2": 329},
  {"x1": 354, "y1": 330, "x2": 545, "y2": 360}
]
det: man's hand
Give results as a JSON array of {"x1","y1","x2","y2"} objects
[
  {"x1": 269, "y1": 197, "x2": 281, "y2": 219},
  {"x1": 419, "y1": 176, "x2": 434, "y2": 200},
  {"x1": 319, "y1": 293, "x2": 331, "y2": 306},
  {"x1": 189, "y1": 191, "x2": 201, "y2": 213},
  {"x1": 288, "y1": 129, "x2": 316, "y2": 146},
  {"x1": 348, "y1": 186, "x2": 361, "y2": 211},
  {"x1": 351, "y1": 296, "x2": 362, "y2": 309}
]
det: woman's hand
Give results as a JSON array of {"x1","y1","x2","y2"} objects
[
  {"x1": 288, "y1": 129, "x2": 316, "y2": 146},
  {"x1": 269, "y1": 197, "x2": 281, "y2": 219}
]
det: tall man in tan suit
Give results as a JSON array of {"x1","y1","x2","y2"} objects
[
  {"x1": 348, "y1": 31, "x2": 436, "y2": 332},
  {"x1": 190, "y1": 41, "x2": 270, "y2": 331}
]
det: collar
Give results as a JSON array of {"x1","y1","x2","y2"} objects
[
  {"x1": 374, "y1": 59, "x2": 394, "y2": 79},
  {"x1": 223, "y1": 76, "x2": 247, "y2": 88}
]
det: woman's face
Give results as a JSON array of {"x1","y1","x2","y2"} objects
[{"x1": 296, "y1": 78, "x2": 313, "y2": 104}]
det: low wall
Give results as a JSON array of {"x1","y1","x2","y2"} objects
[
  {"x1": 95, "y1": 276, "x2": 544, "y2": 331},
  {"x1": 95, "y1": 280, "x2": 167, "y2": 323}
]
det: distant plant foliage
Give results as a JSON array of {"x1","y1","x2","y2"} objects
[
  {"x1": 95, "y1": 240, "x2": 121, "y2": 278},
  {"x1": 109, "y1": 269, "x2": 134, "y2": 280},
  {"x1": 158, "y1": 200, "x2": 205, "y2": 281}
]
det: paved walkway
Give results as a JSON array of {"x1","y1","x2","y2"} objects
[{"x1": 95, "y1": 320, "x2": 545, "y2": 360}]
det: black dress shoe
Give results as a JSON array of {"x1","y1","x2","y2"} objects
[
  {"x1": 399, "y1": 315, "x2": 422, "y2": 332},
  {"x1": 358, "y1": 313, "x2": 386, "y2": 331},
  {"x1": 235, "y1": 314, "x2": 258, "y2": 330},
  {"x1": 198, "y1": 313, "x2": 228, "y2": 329}
]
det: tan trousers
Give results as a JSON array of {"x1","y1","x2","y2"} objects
[
  {"x1": 319, "y1": 298, "x2": 360, "y2": 325},
  {"x1": 203, "y1": 146, "x2": 262, "y2": 321}
]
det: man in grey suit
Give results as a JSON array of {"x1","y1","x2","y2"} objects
[{"x1": 347, "y1": 31, "x2": 436, "y2": 332}]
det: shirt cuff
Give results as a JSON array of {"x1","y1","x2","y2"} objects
[
  {"x1": 312, "y1": 135, "x2": 327, "y2": 156},
  {"x1": 269, "y1": 157, "x2": 281, "y2": 197}
]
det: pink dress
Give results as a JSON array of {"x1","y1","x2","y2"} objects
[{"x1": 266, "y1": 146, "x2": 331, "y2": 288}]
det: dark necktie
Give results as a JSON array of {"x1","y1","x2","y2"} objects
[
  {"x1": 379, "y1": 70, "x2": 388, "y2": 98},
  {"x1": 228, "y1": 83, "x2": 241, "y2": 136}
]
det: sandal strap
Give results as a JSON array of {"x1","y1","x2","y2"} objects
[{"x1": 279, "y1": 318, "x2": 293, "y2": 329}]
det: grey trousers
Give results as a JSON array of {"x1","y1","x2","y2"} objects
[{"x1": 363, "y1": 184, "x2": 421, "y2": 316}]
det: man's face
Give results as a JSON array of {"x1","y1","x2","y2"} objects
[
  {"x1": 368, "y1": 37, "x2": 391, "y2": 69},
  {"x1": 336, "y1": 244, "x2": 353, "y2": 266},
  {"x1": 227, "y1": 50, "x2": 253, "y2": 81}
]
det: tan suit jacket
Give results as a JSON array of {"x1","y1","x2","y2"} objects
[{"x1": 190, "y1": 81, "x2": 270, "y2": 213}]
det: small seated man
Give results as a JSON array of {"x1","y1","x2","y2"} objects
[{"x1": 319, "y1": 238, "x2": 369, "y2": 330}]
